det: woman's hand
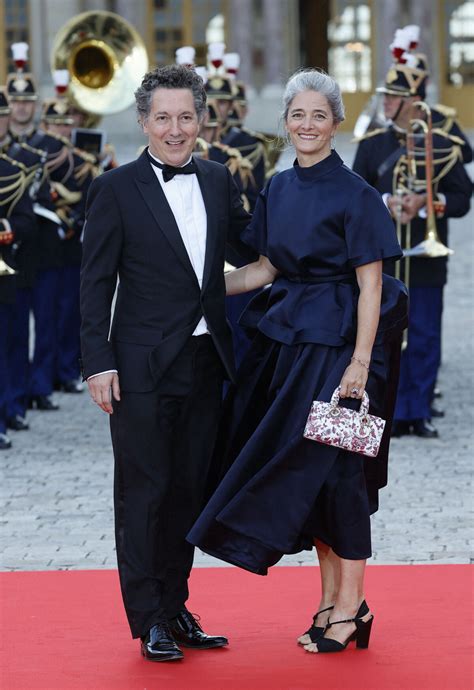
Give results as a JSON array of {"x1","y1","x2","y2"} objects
[{"x1": 339, "y1": 361, "x2": 368, "y2": 399}]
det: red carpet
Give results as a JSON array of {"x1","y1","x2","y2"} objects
[{"x1": 1, "y1": 565, "x2": 472, "y2": 690}]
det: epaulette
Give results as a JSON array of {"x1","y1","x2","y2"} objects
[
  {"x1": 241, "y1": 126, "x2": 267, "y2": 143},
  {"x1": 212, "y1": 141, "x2": 242, "y2": 160},
  {"x1": 44, "y1": 130, "x2": 72, "y2": 148},
  {"x1": 433, "y1": 103, "x2": 457, "y2": 119},
  {"x1": 72, "y1": 148, "x2": 96, "y2": 165},
  {"x1": 351, "y1": 127, "x2": 388, "y2": 144},
  {"x1": 431, "y1": 128, "x2": 465, "y2": 147}
]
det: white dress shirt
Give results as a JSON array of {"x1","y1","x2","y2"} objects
[
  {"x1": 87, "y1": 152, "x2": 209, "y2": 381},
  {"x1": 148, "y1": 150, "x2": 209, "y2": 335}
]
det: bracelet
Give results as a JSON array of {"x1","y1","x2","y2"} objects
[{"x1": 351, "y1": 356, "x2": 370, "y2": 370}]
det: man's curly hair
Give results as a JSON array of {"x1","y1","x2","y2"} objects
[{"x1": 135, "y1": 65, "x2": 207, "y2": 122}]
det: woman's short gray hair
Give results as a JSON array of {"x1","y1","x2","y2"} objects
[
  {"x1": 135, "y1": 65, "x2": 207, "y2": 122},
  {"x1": 282, "y1": 69, "x2": 345, "y2": 124}
]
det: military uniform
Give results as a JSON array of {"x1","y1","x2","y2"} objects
[
  {"x1": 40, "y1": 121, "x2": 95, "y2": 391},
  {"x1": 0, "y1": 153, "x2": 35, "y2": 448},
  {"x1": 353, "y1": 56, "x2": 471, "y2": 437},
  {"x1": 6, "y1": 69, "x2": 74, "y2": 411}
]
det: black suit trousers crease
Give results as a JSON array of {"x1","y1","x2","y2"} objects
[{"x1": 110, "y1": 335, "x2": 224, "y2": 639}]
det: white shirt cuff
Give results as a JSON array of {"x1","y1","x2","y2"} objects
[
  {"x1": 87, "y1": 369, "x2": 118, "y2": 381},
  {"x1": 382, "y1": 193, "x2": 391, "y2": 209}
]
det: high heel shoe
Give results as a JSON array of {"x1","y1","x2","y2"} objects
[
  {"x1": 297, "y1": 606, "x2": 334, "y2": 645},
  {"x1": 305, "y1": 600, "x2": 373, "y2": 653}
]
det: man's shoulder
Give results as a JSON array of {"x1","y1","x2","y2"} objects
[{"x1": 353, "y1": 127, "x2": 390, "y2": 147}]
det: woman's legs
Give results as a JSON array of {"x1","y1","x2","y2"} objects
[
  {"x1": 305, "y1": 552, "x2": 371, "y2": 652},
  {"x1": 297, "y1": 539, "x2": 339, "y2": 644}
]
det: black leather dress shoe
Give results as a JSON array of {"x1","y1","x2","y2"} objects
[
  {"x1": 412, "y1": 419, "x2": 439, "y2": 438},
  {"x1": 168, "y1": 609, "x2": 229, "y2": 649},
  {"x1": 7, "y1": 415, "x2": 29, "y2": 431},
  {"x1": 60, "y1": 380, "x2": 84, "y2": 394},
  {"x1": 140, "y1": 623, "x2": 183, "y2": 662},
  {"x1": 28, "y1": 395, "x2": 59, "y2": 411},
  {"x1": 0, "y1": 433, "x2": 12, "y2": 450},
  {"x1": 391, "y1": 420, "x2": 411, "y2": 437}
]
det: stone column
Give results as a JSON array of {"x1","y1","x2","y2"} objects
[
  {"x1": 31, "y1": 0, "x2": 82, "y2": 91},
  {"x1": 228, "y1": 0, "x2": 254, "y2": 87},
  {"x1": 262, "y1": 0, "x2": 284, "y2": 89},
  {"x1": 373, "y1": 0, "x2": 403, "y2": 87},
  {"x1": 410, "y1": 0, "x2": 439, "y2": 102},
  {"x1": 114, "y1": 0, "x2": 148, "y2": 37}
]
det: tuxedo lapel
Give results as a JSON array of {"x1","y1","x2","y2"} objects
[
  {"x1": 196, "y1": 158, "x2": 219, "y2": 293},
  {"x1": 134, "y1": 150, "x2": 198, "y2": 280}
]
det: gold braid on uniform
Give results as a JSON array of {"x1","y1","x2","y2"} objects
[
  {"x1": 213, "y1": 141, "x2": 256, "y2": 191},
  {"x1": 393, "y1": 137, "x2": 463, "y2": 200},
  {"x1": 193, "y1": 137, "x2": 210, "y2": 160},
  {"x1": 73, "y1": 149, "x2": 100, "y2": 183},
  {"x1": 351, "y1": 127, "x2": 389, "y2": 144},
  {"x1": 45, "y1": 145, "x2": 74, "y2": 183},
  {"x1": 0, "y1": 154, "x2": 28, "y2": 216}
]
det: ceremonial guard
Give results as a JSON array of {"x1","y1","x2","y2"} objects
[
  {"x1": 41, "y1": 71, "x2": 96, "y2": 393},
  {"x1": 0, "y1": 93, "x2": 36, "y2": 448},
  {"x1": 398, "y1": 25, "x2": 472, "y2": 164},
  {"x1": 352, "y1": 43, "x2": 471, "y2": 438},
  {"x1": 203, "y1": 46, "x2": 268, "y2": 365},
  {"x1": 6, "y1": 43, "x2": 71, "y2": 412},
  {"x1": 0, "y1": 88, "x2": 51, "y2": 431}
]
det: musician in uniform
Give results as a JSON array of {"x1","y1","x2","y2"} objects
[
  {"x1": 0, "y1": 131, "x2": 36, "y2": 449},
  {"x1": 398, "y1": 25, "x2": 472, "y2": 164},
  {"x1": 0, "y1": 86, "x2": 54, "y2": 430},
  {"x1": 6, "y1": 46, "x2": 73, "y2": 412},
  {"x1": 352, "y1": 56, "x2": 471, "y2": 438}
]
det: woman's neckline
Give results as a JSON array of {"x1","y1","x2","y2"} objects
[{"x1": 293, "y1": 149, "x2": 343, "y2": 181}]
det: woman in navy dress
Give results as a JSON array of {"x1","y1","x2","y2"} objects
[{"x1": 188, "y1": 70, "x2": 408, "y2": 653}]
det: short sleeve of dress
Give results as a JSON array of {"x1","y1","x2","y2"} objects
[
  {"x1": 344, "y1": 183, "x2": 403, "y2": 268},
  {"x1": 240, "y1": 182, "x2": 270, "y2": 257}
]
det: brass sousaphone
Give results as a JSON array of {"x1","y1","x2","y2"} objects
[{"x1": 51, "y1": 10, "x2": 149, "y2": 117}]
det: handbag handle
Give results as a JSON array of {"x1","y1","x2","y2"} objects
[{"x1": 330, "y1": 386, "x2": 370, "y2": 416}]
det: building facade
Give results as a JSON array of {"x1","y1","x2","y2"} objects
[{"x1": 0, "y1": 0, "x2": 472, "y2": 132}]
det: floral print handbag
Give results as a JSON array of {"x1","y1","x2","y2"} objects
[{"x1": 303, "y1": 386, "x2": 386, "y2": 458}]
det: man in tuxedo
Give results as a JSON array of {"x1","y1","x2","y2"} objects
[{"x1": 80, "y1": 65, "x2": 252, "y2": 661}]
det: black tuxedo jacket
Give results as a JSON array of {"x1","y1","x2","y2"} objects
[{"x1": 80, "y1": 149, "x2": 253, "y2": 391}]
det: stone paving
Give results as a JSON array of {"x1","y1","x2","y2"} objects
[{"x1": 1, "y1": 135, "x2": 472, "y2": 571}]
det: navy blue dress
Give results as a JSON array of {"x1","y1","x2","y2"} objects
[{"x1": 188, "y1": 150, "x2": 408, "y2": 573}]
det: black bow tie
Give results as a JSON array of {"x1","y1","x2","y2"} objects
[{"x1": 147, "y1": 151, "x2": 197, "y2": 182}]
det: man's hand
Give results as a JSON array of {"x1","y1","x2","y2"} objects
[
  {"x1": 387, "y1": 193, "x2": 427, "y2": 224},
  {"x1": 387, "y1": 194, "x2": 409, "y2": 223},
  {"x1": 87, "y1": 372, "x2": 121, "y2": 414},
  {"x1": 401, "y1": 192, "x2": 427, "y2": 221}
]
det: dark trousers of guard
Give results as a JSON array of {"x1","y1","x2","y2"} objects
[{"x1": 110, "y1": 335, "x2": 223, "y2": 639}]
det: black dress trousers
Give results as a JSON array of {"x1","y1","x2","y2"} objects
[{"x1": 110, "y1": 335, "x2": 223, "y2": 638}]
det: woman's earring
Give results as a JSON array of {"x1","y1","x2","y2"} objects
[{"x1": 331, "y1": 134, "x2": 336, "y2": 149}]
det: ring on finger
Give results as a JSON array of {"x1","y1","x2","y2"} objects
[{"x1": 351, "y1": 387, "x2": 359, "y2": 395}]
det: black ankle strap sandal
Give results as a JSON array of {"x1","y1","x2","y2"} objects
[{"x1": 308, "y1": 600, "x2": 374, "y2": 653}]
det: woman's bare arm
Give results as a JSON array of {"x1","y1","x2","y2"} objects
[
  {"x1": 339, "y1": 261, "x2": 383, "y2": 398},
  {"x1": 225, "y1": 255, "x2": 279, "y2": 295}
]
